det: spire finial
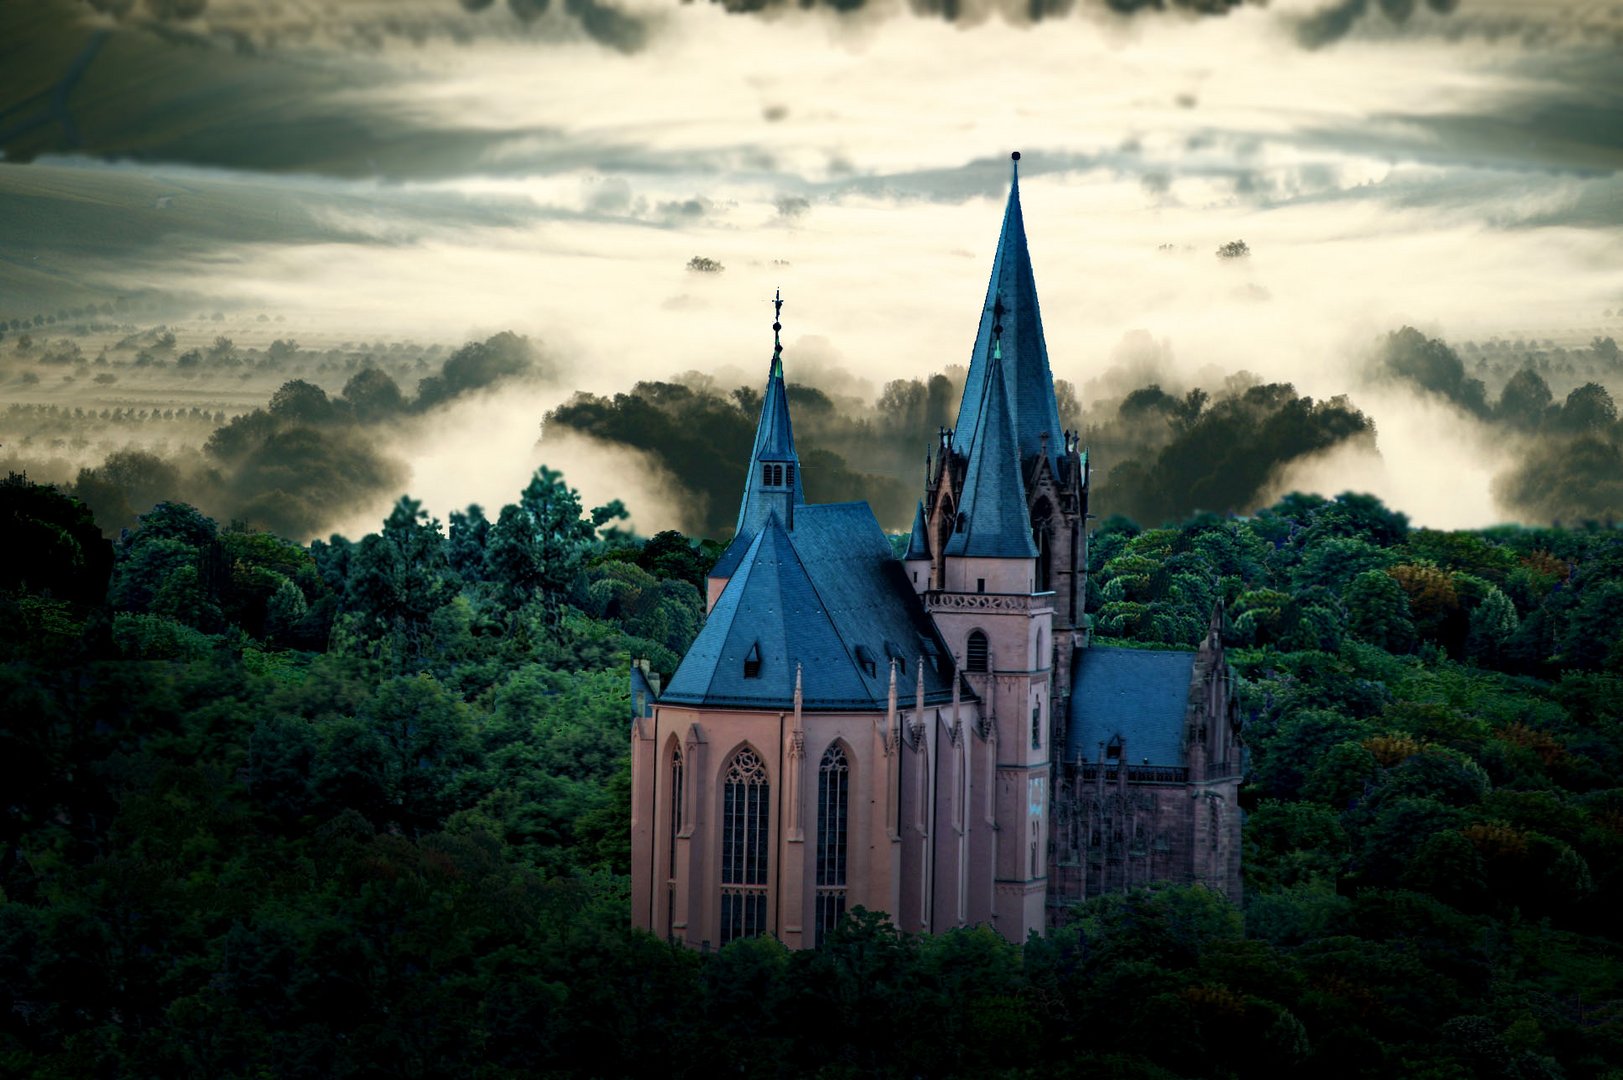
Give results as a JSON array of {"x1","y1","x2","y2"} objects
[
  {"x1": 1011, "y1": 150, "x2": 1021, "y2": 179},
  {"x1": 771, "y1": 287, "x2": 784, "y2": 375}
]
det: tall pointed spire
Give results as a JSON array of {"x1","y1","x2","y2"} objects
[
  {"x1": 945, "y1": 330, "x2": 1039, "y2": 559},
  {"x1": 734, "y1": 288, "x2": 806, "y2": 535},
  {"x1": 952, "y1": 151, "x2": 1066, "y2": 472}
]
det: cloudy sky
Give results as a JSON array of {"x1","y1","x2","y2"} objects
[{"x1": 2, "y1": 0, "x2": 1621, "y2": 534}]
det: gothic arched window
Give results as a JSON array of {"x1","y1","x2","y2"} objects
[
  {"x1": 814, "y1": 744, "x2": 850, "y2": 946},
  {"x1": 720, "y1": 748, "x2": 770, "y2": 945},
  {"x1": 966, "y1": 630, "x2": 989, "y2": 673},
  {"x1": 786, "y1": 463, "x2": 795, "y2": 488},
  {"x1": 667, "y1": 744, "x2": 683, "y2": 938},
  {"x1": 762, "y1": 463, "x2": 772, "y2": 485}
]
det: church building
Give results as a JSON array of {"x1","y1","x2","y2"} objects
[{"x1": 630, "y1": 155, "x2": 1243, "y2": 950}]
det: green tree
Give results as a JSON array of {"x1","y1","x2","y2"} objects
[
  {"x1": 342, "y1": 497, "x2": 449, "y2": 660},
  {"x1": 1344, "y1": 569, "x2": 1416, "y2": 652}
]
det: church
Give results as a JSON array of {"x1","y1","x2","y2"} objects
[{"x1": 630, "y1": 155, "x2": 1243, "y2": 950}]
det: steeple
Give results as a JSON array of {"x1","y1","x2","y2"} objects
[
  {"x1": 903, "y1": 500, "x2": 931, "y2": 562},
  {"x1": 945, "y1": 334, "x2": 1039, "y2": 559},
  {"x1": 952, "y1": 152, "x2": 1066, "y2": 472},
  {"x1": 735, "y1": 289, "x2": 806, "y2": 535}
]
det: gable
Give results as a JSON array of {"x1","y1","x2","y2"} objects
[{"x1": 664, "y1": 506, "x2": 960, "y2": 711}]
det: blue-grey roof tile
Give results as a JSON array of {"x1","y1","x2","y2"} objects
[
  {"x1": 952, "y1": 163, "x2": 1067, "y2": 472},
  {"x1": 945, "y1": 343, "x2": 1039, "y2": 559},
  {"x1": 665, "y1": 505, "x2": 961, "y2": 711},
  {"x1": 735, "y1": 353, "x2": 805, "y2": 536},
  {"x1": 709, "y1": 530, "x2": 752, "y2": 581},
  {"x1": 903, "y1": 501, "x2": 931, "y2": 561},
  {"x1": 1066, "y1": 647, "x2": 1196, "y2": 766}
]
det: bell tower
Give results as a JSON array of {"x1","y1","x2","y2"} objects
[{"x1": 911, "y1": 153, "x2": 1092, "y2": 940}]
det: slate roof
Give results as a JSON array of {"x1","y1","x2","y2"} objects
[
  {"x1": 664, "y1": 504, "x2": 961, "y2": 711},
  {"x1": 709, "y1": 529, "x2": 752, "y2": 582},
  {"x1": 903, "y1": 501, "x2": 931, "y2": 561},
  {"x1": 1066, "y1": 647, "x2": 1197, "y2": 766},
  {"x1": 951, "y1": 160, "x2": 1066, "y2": 473},
  {"x1": 945, "y1": 342, "x2": 1040, "y2": 559}
]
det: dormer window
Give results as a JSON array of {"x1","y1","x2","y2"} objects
[
  {"x1": 956, "y1": 512, "x2": 967, "y2": 533},
  {"x1": 854, "y1": 645, "x2": 877, "y2": 679},
  {"x1": 1106, "y1": 737, "x2": 1122, "y2": 761},
  {"x1": 743, "y1": 642, "x2": 762, "y2": 678}
]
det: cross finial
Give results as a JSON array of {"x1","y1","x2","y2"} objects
[{"x1": 771, "y1": 287, "x2": 784, "y2": 373}]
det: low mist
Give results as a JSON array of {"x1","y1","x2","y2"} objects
[{"x1": 56, "y1": 331, "x2": 555, "y2": 539}]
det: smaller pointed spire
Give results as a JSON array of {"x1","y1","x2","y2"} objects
[
  {"x1": 903, "y1": 500, "x2": 931, "y2": 561},
  {"x1": 733, "y1": 291, "x2": 805, "y2": 536},
  {"x1": 944, "y1": 327, "x2": 1039, "y2": 559}
]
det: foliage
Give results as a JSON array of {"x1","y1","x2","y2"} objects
[{"x1": 4, "y1": 475, "x2": 1623, "y2": 1076}]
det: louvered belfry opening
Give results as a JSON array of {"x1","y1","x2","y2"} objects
[
  {"x1": 720, "y1": 747, "x2": 770, "y2": 945},
  {"x1": 967, "y1": 630, "x2": 990, "y2": 673},
  {"x1": 814, "y1": 744, "x2": 850, "y2": 945}
]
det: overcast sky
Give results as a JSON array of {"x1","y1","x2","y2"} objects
[{"x1": 3, "y1": 0, "x2": 1621, "y2": 532}]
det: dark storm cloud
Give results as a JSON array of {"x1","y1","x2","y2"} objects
[
  {"x1": 70, "y1": 331, "x2": 552, "y2": 539},
  {"x1": 72, "y1": 0, "x2": 649, "y2": 51},
  {"x1": 709, "y1": 0, "x2": 1260, "y2": 21},
  {"x1": 0, "y1": 162, "x2": 544, "y2": 316},
  {"x1": 1, "y1": 1, "x2": 542, "y2": 177},
  {"x1": 1294, "y1": 52, "x2": 1623, "y2": 178},
  {"x1": 1293, "y1": 0, "x2": 1459, "y2": 49},
  {"x1": 0, "y1": 0, "x2": 668, "y2": 179}
]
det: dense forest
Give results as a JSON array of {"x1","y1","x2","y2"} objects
[{"x1": 4, "y1": 465, "x2": 1623, "y2": 1078}]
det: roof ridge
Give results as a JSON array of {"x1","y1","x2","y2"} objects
[{"x1": 767, "y1": 512, "x2": 873, "y2": 697}]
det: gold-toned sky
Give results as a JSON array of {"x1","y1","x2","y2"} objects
[{"x1": 2, "y1": 0, "x2": 1620, "y2": 535}]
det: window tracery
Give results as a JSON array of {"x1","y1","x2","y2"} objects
[
  {"x1": 815, "y1": 744, "x2": 849, "y2": 945},
  {"x1": 720, "y1": 748, "x2": 770, "y2": 945}
]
